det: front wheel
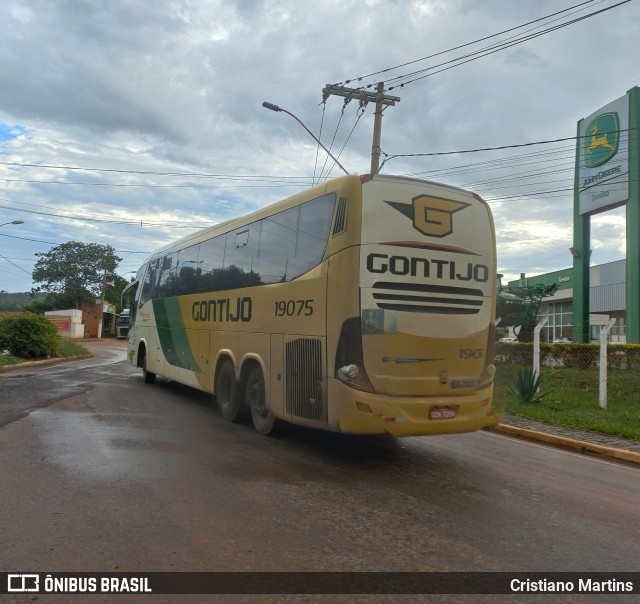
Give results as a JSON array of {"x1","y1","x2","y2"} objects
[
  {"x1": 142, "y1": 350, "x2": 156, "y2": 384},
  {"x1": 246, "y1": 365, "x2": 278, "y2": 435}
]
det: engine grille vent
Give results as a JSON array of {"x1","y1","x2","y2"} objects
[
  {"x1": 372, "y1": 281, "x2": 484, "y2": 315},
  {"x1": 332, "y1": 196, "x2": 347, "y2": 236},
  {"x1": 285, "y1": 338, "x2": 324, "y2": 420}
]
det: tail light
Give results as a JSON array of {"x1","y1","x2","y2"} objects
[{"x1": 335, "y1": 317, "x2": 374, "y2": 392}]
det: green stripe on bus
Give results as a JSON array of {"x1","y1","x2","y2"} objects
[{"x1": 153, "y1": 298, "x2": 201, "y2": 373}]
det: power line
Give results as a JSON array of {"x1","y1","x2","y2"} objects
[
  {"x1": 0, "y1": 253, "x2": 31, "y2": 275},
  {"x1": 1, "y1": 129, "x2": 633, "y2": 225},
  {"x1": 320, "y1": 1, "x2": 626, "y2": 170},
  {"x1": 334, "y1": 0, "x2": 600, "y2": 86},
  {"x1": 332, "y1": 1, "x2": 628, "y2": 95},
  {"x1": 0, "y1": 232, "x2": 149, "y2": 253},
  {"x1": 381, "y1": 127, "x2": 636, "y2": 168},
  {"x1": 0, "y1": 160, "x2": 313, "y2": 181},
  {"x1": 381, "y1": 2, "x2": 628, "y2": 92},
  {"x1": 0, "y1": 178, "x2": 314, "y2": 190},
  {"x1": 0, "y1": 201, "x2": 216, "y2": 229},
  {"x1": 2, "y1": 128, "x2": 632, "y2": 188}
]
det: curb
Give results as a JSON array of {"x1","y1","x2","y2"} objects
[
  {"x1": 491, "y1": 423, "x2": 640, "y2": 465},
  {"x1": 0, "y1": 354, "x2": 92, "y2": 372}
]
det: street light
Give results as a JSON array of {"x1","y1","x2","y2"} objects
[
  {"x1": 0, "y1": 220, "x2": 24, "y2": 227},
  {"x1": 262, "y1": 102, "x2": 349, "y2": 176}
]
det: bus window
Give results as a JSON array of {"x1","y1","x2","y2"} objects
[
  {"x1": 139, "y1": 262, "x2": 155, "y2": 308},
  {"x1": 176, "y1": 244, "x2": 200, "y2": 295},
  {"x1": 198, "y1": 235, "x2": 225, "y2": 293},
  {"x1": 156, "y1": 253, "x2": 178, "y2": 298},
  {"x1": 255, "y1": 207, "x2": 298, "y2": 285},
  {"x1": 288, "y1": 193, "x2": 335, "y2": 279},
  {"x1": 223, "y1": 222, "x2": 261, "y2": 288}
]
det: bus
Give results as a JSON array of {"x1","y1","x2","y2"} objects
[{"x1": 122, "y1": 174, "x2": 502, "y2": 436}]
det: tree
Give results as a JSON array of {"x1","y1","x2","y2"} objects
[
  {"x1": 0, "y1": 291, "x2": 47, "y2": 312},
  {"x1": 32, "y1": 241, "x2": 123, "y2": 309},
  {"x1": 105, "y1": 272, "x2": 134, "y2": 314}
]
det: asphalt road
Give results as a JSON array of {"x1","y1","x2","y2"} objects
[{"x1": 1, "y1": 341, "x2": 639, "y2": 603}]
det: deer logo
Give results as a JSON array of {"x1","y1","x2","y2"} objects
[
  {"x1": 584, "y1": 112, "x2": 619, "y2": 168},
  {"x1": 588, "y1": 125, "x2": 615, "y2": 153}
]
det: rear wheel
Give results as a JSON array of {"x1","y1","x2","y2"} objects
[
  {"x1": 141, "y1": 350, "x2": 156, "y2": 384},
  {"x1": 216, "y1": 360, "x2": 246, "y2": 422},
  {"x1": 246, "y1": 365, "x2": 278, "y2": 435}
]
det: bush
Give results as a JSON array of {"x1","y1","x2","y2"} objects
[
  {"x1": 508, "y1": 366, "x2": 550, "y2": 404},
  {"x1": 0, "y1": 312, "x2": 60, "y2": 359}
]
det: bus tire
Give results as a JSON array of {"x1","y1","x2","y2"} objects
[
  {"x1": 216, "y1": 360, "x2": 246, "y2": 422},
  {"x1": 246, "y1": 365, "x2": 278, "y2": 435},
  {"x1": 142, "y1": 350, "x2": 156, "y2": 384}
]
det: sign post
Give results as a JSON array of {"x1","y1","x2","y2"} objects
[{"x1": 573, "y1": 86, "x2": 640, "y2": 343}]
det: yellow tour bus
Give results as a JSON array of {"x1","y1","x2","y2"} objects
[{"x1": 123, "y1": 174, "x2": 502, "y2": 436}]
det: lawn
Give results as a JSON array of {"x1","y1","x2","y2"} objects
[
  {"x1": 494, "y1": 365, "x2": 640, "y2": 441},
  {"x1": 0, "y1": 338, "x2": 91, "y2": 369}
]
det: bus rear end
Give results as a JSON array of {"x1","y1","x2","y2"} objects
[{"x1": 333, "y1": 175, "x2": 500, "y2": 436}]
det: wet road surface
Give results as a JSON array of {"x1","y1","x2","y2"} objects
[
  {"x1": 1, "y1": 341, "x2": 639, "y2": 603},
  {"x1": 0, "y1": 340, "x2": 129, "y2": 427}
]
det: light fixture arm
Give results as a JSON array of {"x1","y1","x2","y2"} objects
[{"x1": 262, "y1": 102, "x2": 349, "y2": 176}]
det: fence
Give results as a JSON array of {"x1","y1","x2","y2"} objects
[
  {"x1": 495, "y1": 339, "x2": 640, "y2": 409},
  {"x1": 495, "y1": 342, "x2": 640, "y2": 371}
]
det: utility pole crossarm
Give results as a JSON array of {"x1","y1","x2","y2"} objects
[
  {"x1": 322, "y1": 84, "x2": 400, "y2": 106},
  {"x1": 323, "y1": 83, "x2": 401, "y2": 175}
]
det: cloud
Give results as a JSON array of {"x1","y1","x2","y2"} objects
[{"x1": 0, "y1": 0, "x2": 638, "y2": 292}]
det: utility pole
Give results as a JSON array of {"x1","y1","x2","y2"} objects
[
  {"x1": 97, "y1": 270, "x2": 108, "y2": 339},
  {"x1": 322, "y1": 82, "x2": 400, "y2": 174}
]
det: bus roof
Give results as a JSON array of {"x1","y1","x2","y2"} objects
[{"x1": 144, "y1": 174, "x2": 483, "y2": 263}]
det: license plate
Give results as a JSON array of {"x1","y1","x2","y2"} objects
[{"x1": 429, "y1": 406, "x2": 457, "y2": 419}]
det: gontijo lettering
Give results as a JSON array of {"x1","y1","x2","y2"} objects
[
  {"x1": 367, "y1": 253, "x2": 490, "y2": 283},
  {"x1": 192, "y1": 297, "x2": 252, "y2": 323}
]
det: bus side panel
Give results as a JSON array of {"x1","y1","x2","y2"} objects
[
  {"x1": 238, "y1": 331, "x2": 269, "y2": 398},
  {"x1": 132, "y1": 300, "x2": 165, "y2": 378},
  {"x1": 198, "y1": 330, "x2": 213, "y2": 393},
  {"x1": 269, "y1": 334, "x2": 285, "y2": 420},
  {"x1": 210, "y1": 331, "x2": 239, "y2": 390},
  {"x1": 326, "y1": 246, "x2": 361, "y2": 432}
]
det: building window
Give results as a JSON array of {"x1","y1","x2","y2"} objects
[{"x1": 541, "y1": 301, "x2": 573, "y2": 342}]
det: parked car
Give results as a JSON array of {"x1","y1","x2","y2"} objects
[
  {"x1": 498, "y1": 337, "x2": 518, "y2": 343},
  {"x1": 552, "y1": 337, "x2": 572, "y2": 343}
]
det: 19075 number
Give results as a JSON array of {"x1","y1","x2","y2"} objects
[{"x1": 274, "y1": 299, "x2": 314, "y2": 317}]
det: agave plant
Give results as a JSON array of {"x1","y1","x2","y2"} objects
[{"x1": 508, "y1": 367, "x2": 550, "y2": 404}]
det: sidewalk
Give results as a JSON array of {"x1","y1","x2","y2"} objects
[{"x1": 491, "y1": 413, "x2": 640, "y2": 464}]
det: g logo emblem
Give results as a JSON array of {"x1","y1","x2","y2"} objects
[{"x1": 412, "y1": 195, "x2": 470, "y2": 238}]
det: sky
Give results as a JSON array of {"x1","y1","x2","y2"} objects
[{"x1": 0, "y1": 0, "x2": 638, "y2": 294}]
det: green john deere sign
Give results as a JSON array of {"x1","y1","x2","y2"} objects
[
  {"x1": 584, "y1": 111, "x2": 619, "y2": 167},
  {"x1": 573, "y1": 86, "x2": 640, "y2": 345},
  {"x1": 578, "y1": 94, "x2": 628, "y2": 216}
]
